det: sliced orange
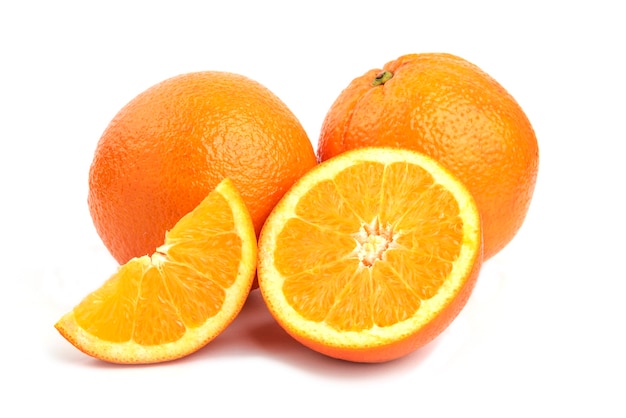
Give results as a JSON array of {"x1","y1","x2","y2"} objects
[
  {"x1": 55, "y1": 178, "x2": 257, "y2": 364},
  {"x1": 257, "y1": 147, "x2": 483, "y2": 363}
]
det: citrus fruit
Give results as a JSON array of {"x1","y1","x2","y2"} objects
[
  {"x1": 317, "y1": 52, "x2": 539, "y2": 259},
  {"x1": 88, "y1": 71, "x2": 316, "y2": 266},
  {"x1": 257, "y1": 147, "x2": 482, "y2": 363},
  {"x1": 55, "y1": 178, "x2": 257, "y2": 364}
]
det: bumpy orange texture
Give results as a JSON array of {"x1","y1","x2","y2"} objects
[
  {"x1": 88, "y1": 71, "x2": 317, "y2": 264},
  {"x1": 317, "y1": 53, "x2": 539, "y2": 259}
]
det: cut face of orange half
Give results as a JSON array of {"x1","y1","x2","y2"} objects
[
  {"x1": 257, "y1": 147, "x2": 482, "y2": 363},
  {"x1": 55, "y1": 178, "x2": 257, "y2": 364}
]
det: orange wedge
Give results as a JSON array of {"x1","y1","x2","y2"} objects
[
  {"x1": 257, "y1": 147, "x2": 483, "y2": 363},
  {"x1": 55, "y1": 178, "x2": 257, "y2": 364}
]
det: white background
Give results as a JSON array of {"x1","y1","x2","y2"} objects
[{"x1": 1, "y1": 1, "x2": 624, "y2": 416}]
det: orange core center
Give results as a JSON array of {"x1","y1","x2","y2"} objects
[{"x1": 354, "y1": 218, "x2": 396, "y2": 267}]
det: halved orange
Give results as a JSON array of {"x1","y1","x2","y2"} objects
[
  {"x1": 257, "y1": 147, "x2": 483, "y2": 363},
  {"x1": 55, "y1": 178, "x2": 257, "y2": 364}
]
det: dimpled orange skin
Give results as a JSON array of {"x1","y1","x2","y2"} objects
[
  {"x1": 318, "y1": 53, "x2": 539, "y2": 259},
  {"x1": 89, "y1": 71, "x2": 317, "y2": 265}
]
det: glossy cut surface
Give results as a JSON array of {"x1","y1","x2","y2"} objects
[
  {"x1": 56, "y1": 179, "x2": 257, "y2": 364},
  {"x1": 258, "y1": 148, "x2": 482, "y2": 363}
]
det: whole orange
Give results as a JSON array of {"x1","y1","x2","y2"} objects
[
  {"x1": 88, "y1": 71, "x2": 317, "y2": 265},
  {"x1": 317, "y1": 53, "x2": 539, "y2": 259}
]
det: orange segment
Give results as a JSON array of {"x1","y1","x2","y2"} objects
[
  {"x1": 55, "y1": 178, "x2": 257, "y2": 364},
  {"x1": 257, "y1": 147, "x2": 482, "y2": 363}
]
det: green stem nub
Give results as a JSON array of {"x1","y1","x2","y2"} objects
[{"x1": 372, "y1": 70, "x2": 393, "y2": 86}]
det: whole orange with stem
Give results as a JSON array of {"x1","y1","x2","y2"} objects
[
  {"x1": 317, "y1": 53, "x2": 539, "y2": 259},
  {"x1": 88, "y1": 71, "x2": 317, "y2": 265}
]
